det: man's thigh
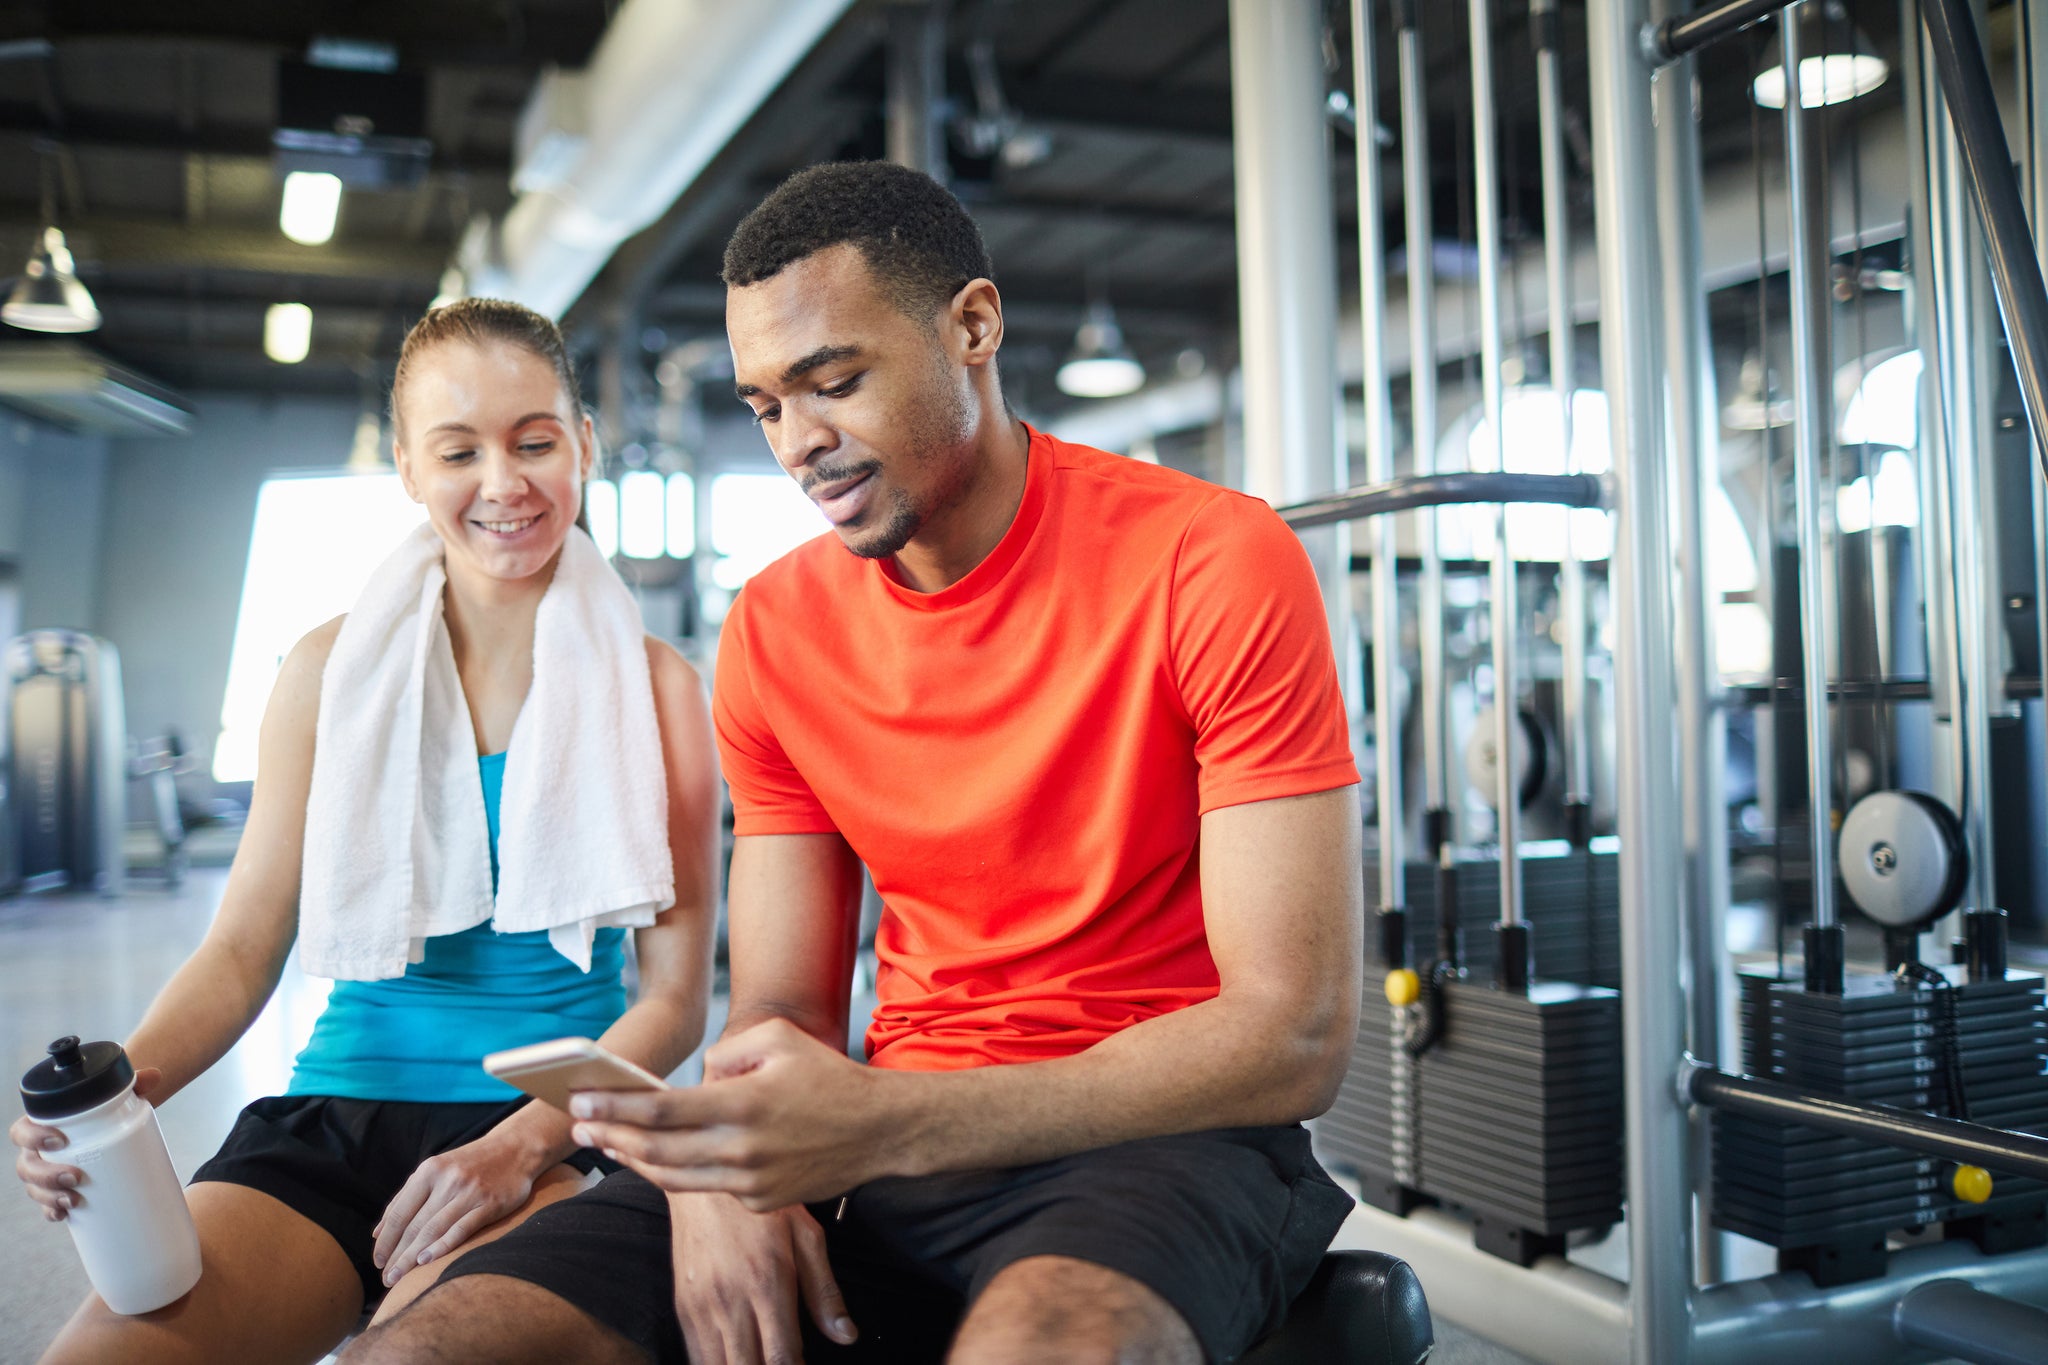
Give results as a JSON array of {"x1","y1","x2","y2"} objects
[
  {"x1": 858, "y1": 1124, "x2": 1353, "y2": 1364},
  {"x1": 350, "y1": 1167, "x2": 965, "y2": 1364}
]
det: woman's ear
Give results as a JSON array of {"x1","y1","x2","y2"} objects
[
  {"x1": 392, "y1": 438, "x2": 421, "y2": 502},
  {"x1": 579, "y1": 411, "x2": 597, "y2": 481}
]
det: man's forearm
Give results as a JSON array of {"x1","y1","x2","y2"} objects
[{"x1": 880, "y1": 986, "x2": 1355, "y2": 1179}]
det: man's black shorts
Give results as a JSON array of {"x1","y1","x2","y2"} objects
[
  {"x1": 190, "y1": 1093, "x2": 616, "y2": 1302},
  {"x1": 435, "y1": 1123, "x2": 1354, "y2": 1363}
]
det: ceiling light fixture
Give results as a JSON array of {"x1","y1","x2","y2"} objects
[
  {"x1": 265, "y1": 303, "x2": 313, "y2": 364},
  {"x1": 1751, "y1": 10, "x2": 1888, "y2": 109},
  {"x1": 3, "y1": 226, "x2": 100, "y2": 333},
  {"x1": 1056, "y1": 303, "x2": 1145, "y2": 399},
  {"x1": 280, "y1": 171, "x2": 343, "y2": 245}
]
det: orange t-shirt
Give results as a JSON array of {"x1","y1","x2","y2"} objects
[{"x1": 713, "y1": 426, "x2": 1358, "y2": 1071}]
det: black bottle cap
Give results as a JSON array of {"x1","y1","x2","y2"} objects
[{"x1": 19, "y1": 1036, "x2": 134, "y2": 1120}]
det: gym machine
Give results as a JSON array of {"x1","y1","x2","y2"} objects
[{"x1": 1278, "y1": 0, "x2": 2048, "y2": 1360}]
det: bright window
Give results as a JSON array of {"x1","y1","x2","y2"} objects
[
  {"x1": 1447, "y1": 388, "x2": 1614, "y2": 562},
  {"x1": 586, "y1": 479, "x2": 620, "y2": 559},
  {"x1": 709, "y1": 473, "x2": 826, "y2": 588},
  {"x1": 665, "y1": 473, "x2": 697, "y2": 559},
  {"x1": 619, "y1": 470, "x2": 665, "y2": 559},
  {"x1": 213, "y1": 474, "x2": 427, "y2": 782}
]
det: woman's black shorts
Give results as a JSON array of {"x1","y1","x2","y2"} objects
[
  {"x1": 190, "y1": 1093, "x2": 615, "y2": 1302},
  {"x1": 436, "y1": 1123, "x2": 1354, "y2": 1364}
]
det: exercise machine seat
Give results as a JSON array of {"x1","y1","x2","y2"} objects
[{"x1": 1239, "y1": 1250, "x2": 1433, "y2": 1364}]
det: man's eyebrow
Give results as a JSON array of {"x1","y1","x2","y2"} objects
[{"x1": 734, "y1": 344, "x2": 864, "y2": 401}]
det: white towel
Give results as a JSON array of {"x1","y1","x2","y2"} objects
[{"x1": 299, "y1": 523, "x2": 672, "y2": 980}]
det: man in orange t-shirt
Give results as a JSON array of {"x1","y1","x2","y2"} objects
[{"x1": 370, "y1": 163, "x2": 1363, "y2": 1365}]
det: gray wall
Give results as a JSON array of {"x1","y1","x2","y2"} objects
[
  {"x1": 0, "y1": 417, "x2": 112, "y2": 634},
  {"x1": 95, "y1": 395, "x2": 361, "y2": 789}
]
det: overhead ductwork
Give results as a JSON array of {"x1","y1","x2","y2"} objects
[
  {"x1": 474, "y1": 0, "x2": 859, "y2": 319},
  {"x1": 0, "y1": 344, "x2": 192, "y2": 436}
]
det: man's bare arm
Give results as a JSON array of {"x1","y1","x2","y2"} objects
[{"x1": 722, "y1": 831, "x2": 867, "y2": 1044}]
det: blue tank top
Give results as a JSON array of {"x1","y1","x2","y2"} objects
[{"x1": 287, "y1": 752, "x2": 629, "y2": 1102}]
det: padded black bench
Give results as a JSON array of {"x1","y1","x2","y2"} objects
[{"x1": 1240, "y1": 1251, "x2": 1434, "y2": 1364}]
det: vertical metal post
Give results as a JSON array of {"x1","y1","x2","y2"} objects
[
  {"x1": 1781, "y1": 4, "x2": 1842, "y2": 964},
  {"x1": 1586, "y1": 0, "x2": 1693, "y2": 1355},
  {"x1": 1469, "y1": 0, "x2": 1526, "y2": 972},
  {"x1": 885, "y1": 1, "x2": 949, "y2": 182},
  {"x1": 1396, "y1": 0, "x2": 1456, "y2": 949},
  {"x1": 2024, "y1": 0, "x2": 2048, "y2": 875},
  {"x1": 1533, "y1": 0, "x2": 1592, "y2": 842},
  {"x1": 1353, "y1": 0, "x2": 1404, "y2": 923},
  {"x1": 1921, "y1": 9, "x2": 1999, "y2": 916},
  {"x1": 1651, "y1": 0, "x2": 1733, "y2": 1286},
  {"x1": 1229, "y1": 0, "x2": 1354, "y2": 691}
]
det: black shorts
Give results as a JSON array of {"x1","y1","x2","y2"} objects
[
  {"x1": 437, "y1": 1124, "x2": 1353, "y2": 1364},
  {"x1": 190, "y1": 1093, "x2": 616, "y2": 1303}
]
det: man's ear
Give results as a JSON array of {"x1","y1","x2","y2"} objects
[{"x1": 953, "y1": 278, "x2": 1005, "y2": 369}]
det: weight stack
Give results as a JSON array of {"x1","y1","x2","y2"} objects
[
  {"x1": 1362, "y1": 843, "x2": 1622, "y2": 988},
  {"x1": 1713, "y1": 966, "x2": 2048, "y2": 1286},
  {"x1": 1314, "y1": 978, "x2": 1625, "y2": 1265},
  {"x1": 1319, "y1": 1002, "x2": 1425, "y2": 1214}
]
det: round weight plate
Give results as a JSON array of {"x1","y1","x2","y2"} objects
[
  {"x1": 1464, "y1": 705, "x2": 1548, "y2": 811},
  {"x1": 1839, "y1": 790, "x2": 1961, "y2": 929}
]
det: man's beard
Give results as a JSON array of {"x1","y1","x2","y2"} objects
[{"x1": 840, "y1": 353, "x2": 977, "y2": 562}]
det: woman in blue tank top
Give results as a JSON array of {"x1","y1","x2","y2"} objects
[{"x1": 11, "y1": 300, "x2": 719, "y2": 1365}]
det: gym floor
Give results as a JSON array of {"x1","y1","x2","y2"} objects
[{"x1": 0, "y1": 872, "x2": 1536, "y2": 1365}]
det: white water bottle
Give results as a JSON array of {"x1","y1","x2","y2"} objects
[{"x1": 19, "y1": 1036, "x2": 202, "y2": 1314}]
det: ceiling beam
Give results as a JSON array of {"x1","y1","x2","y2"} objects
[
  {"x1": 0, "y1": 3, "x2": 607, "y2": 69},
  {"x1": 0, "y1": 113, "x2": 511, "y2": 179},
  {"x1": 0, "y1": 216, "x2": 446, "y2": 287}
]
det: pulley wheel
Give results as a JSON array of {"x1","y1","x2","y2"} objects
[
  {"x1": 1838, "y1": 789, "x2": 1968, "y2": 930},
  {"x1": 1464, "y1": 705, "x2": 1548, "y2": 811}
]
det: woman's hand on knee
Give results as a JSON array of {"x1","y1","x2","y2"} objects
[
  {"x1": 12, "y1": 1067, "x2": 159, "y2": 1221},
  {"x1": 372, "y1": 1134, "x2": 543, "y2": 1287}
]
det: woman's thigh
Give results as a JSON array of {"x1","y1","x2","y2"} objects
[
  {"x1": 38, "y1": 1180, "x2": 363, "y2": 1365},
  {"x1": 370, "y1": 1164, "x2": 594, "y2": 1326}
]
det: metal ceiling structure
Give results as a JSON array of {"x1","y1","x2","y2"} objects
[{"x1": 0, "y1": 0, "x2": 1916, "y2": 415}]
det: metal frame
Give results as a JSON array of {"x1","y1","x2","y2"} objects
[
  {"x1": 1277, "y1": 472, "x2": 1605, "y2": 530},
  {"x1": 1352, "y1": 0, "x2": 1404, "y2": 927}
]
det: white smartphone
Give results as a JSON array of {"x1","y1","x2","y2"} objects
[{"x1": 482, "y1": 1036, "x2": 668, "y2": 1112}]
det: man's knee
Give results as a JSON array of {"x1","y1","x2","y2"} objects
[
  {"x1": 340, "y1": 1273, "x2": 642, "y2": 1365},
  {"x1": 947, "y1": 1256, "x2": 1200, "y2": 1365}
]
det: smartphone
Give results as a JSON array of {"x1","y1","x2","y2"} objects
[{"x1": 482, "y1": 1036, "x2": 668, "y2": 1112}]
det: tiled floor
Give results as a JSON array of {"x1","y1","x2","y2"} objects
[{"x1": 0, "y1": 872, "x2": 1535, "y2": 1364}]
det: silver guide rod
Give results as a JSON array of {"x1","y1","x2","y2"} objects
[
  {"x1": 1923, "y1": 20, "x2": 1997, "y2": 916},
  {"x1": 1534, "y1": 0, "x2": 1592, "y2": 822},
  {"x1": 1277, "y1": 472, "x2": 1606, "y2": 529},
  {"x1": 1920, "y1": 0, "x2": 2048, "y2": 480},
  {"x1": 1781, "y1": 2, "x2": 1837, "y2": 929},
  {"x1": 2026, "y1": 0, "x2": 2048, "y2": 888},
  {"x1": 1397, "y1": 0, "x2": 1450, "y2": 829},
  {"x1": 1353, "y1": 0, "x2": 1403, "y2": 914},
  {"x1": 1469, "y1": 0, "x2": 1523, "y2": 927},
  {"x1": 1587, "y1": 0, "x2": 1693, "y2": 1354}
]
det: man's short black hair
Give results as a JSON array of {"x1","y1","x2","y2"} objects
[{"x1": 722, "y1": 161, "x2": 993, "y2": 327}]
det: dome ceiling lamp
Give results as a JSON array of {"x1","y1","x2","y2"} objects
[
  {"x1": 1751, "y1": 3, "x2": 1889, "y2": 110},
  {"x1": 5, "y1": 152, "x2": 100, "y2": 334},
  {"x1": 1056, "y1": 300, "x2": 1145, "y2": 400}
]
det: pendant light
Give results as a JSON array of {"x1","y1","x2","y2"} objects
[
  {"x1": 1056, "y1": 301, "x2": 1144, "y2": 399},
  {"x1": 1752, "y1": 5, "x2": 1888, "y2": 110},
  {"x1": 3, "y1": 225, "x2": 100, "y2": 334}
]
